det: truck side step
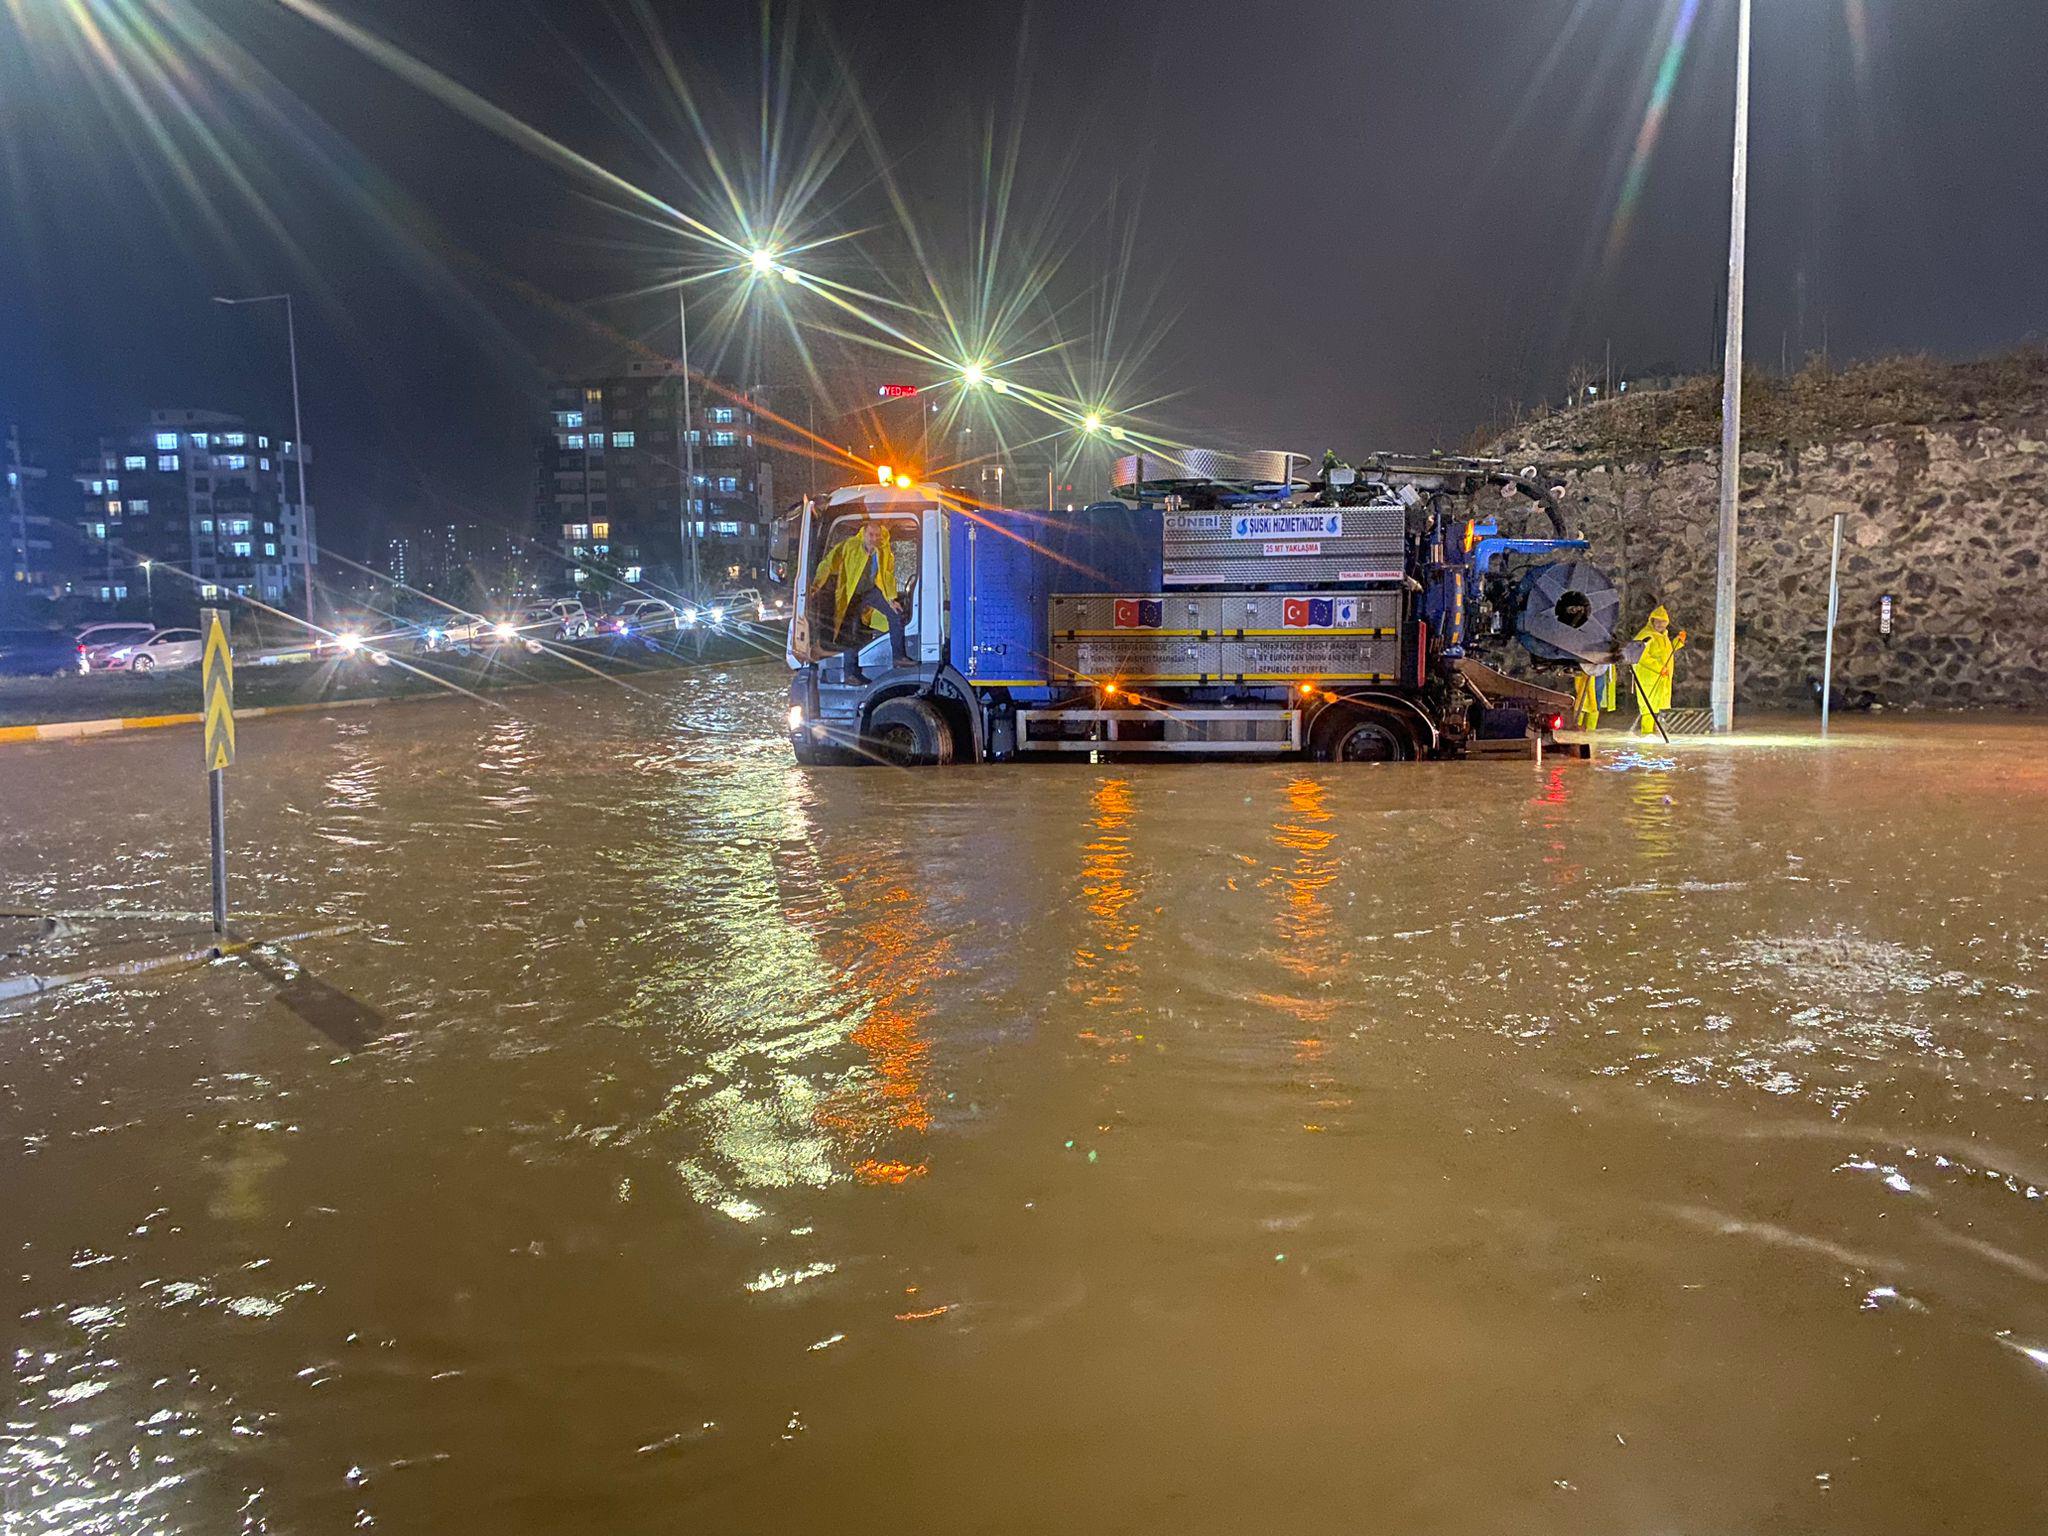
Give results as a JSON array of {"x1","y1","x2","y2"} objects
[{"x1": 1017, "y1": 707, "x2": 1302, "y2": 754}]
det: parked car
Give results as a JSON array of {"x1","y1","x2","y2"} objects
[
  {"x1": 93, "y1": 627, "x2": 205, "y2": 673},
  {"x1": 72, "y1": 621, "x2": 157, "y2": 665},
  {"x1": 509, "y1": 598, "x2": 594, "y2": 641},
  {"x1": 0, "y1": 627, "x2": 82, "y2": 678},
  {"x1": 710, "y1": 588, "x2": 764, "y2": 626},
  {"x1": 605, "y1": 598, "x2": 678, "y2": 637}
]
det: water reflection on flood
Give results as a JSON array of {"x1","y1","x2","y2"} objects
[{"x1": 2, "y1": 679, "x2": 2046, "y2": 1534}]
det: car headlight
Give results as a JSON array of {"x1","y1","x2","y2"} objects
[
  {"x1": 426, "y1": 627, "x2": 443, "y2": 641},
  {"x1": 337, "y1": 632, "x2": 363, "y2": 653},
  {"x1": 682, "y1": 608, "x2": 698, "y2": 623},
  {"x1": 787, "y1": 704, "x2": 804, "y2": 731},
  {"x1": 710, "y1": 607, "x2": 725, "y2": 623},
  {"x1": 493, "y1": 622, "x2": 517, "y2": 640}
]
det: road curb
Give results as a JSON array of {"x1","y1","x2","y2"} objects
[{"x1": 0, "y1": 695, "x2": 381, "y2": 746}]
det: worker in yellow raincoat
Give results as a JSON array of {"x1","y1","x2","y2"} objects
[
  {"x1": 1631, "y1": 604, "x2": 1686, "y2": 735},
  {"x1": 810, "y1": 521, "x2": 910, "y2": 682},
  {"x1": 1572, "y1": 663, "x2": 1615, "y2": 732}
]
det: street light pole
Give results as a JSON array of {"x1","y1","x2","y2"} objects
[
  {"x1": 675, "y1": 286, "x2": 701, "y2": 600},
  {"x1": 140, "y1": 558, "x2": 153, "y2": 617},
  {"x1": 214, "y1": 293, "x2": 316, "y2": 624},
  {"x1": 1710, "y1": 0, "x2": 1752, "y2": 733}
]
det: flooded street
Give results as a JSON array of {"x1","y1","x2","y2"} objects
[{"x1": 3, "y1": 667, "x2": 2044, "y2": 1533}]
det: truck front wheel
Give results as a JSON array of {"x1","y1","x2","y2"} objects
[{"x1": 863, "y1": 697, "x2": 955, "y2": 767}]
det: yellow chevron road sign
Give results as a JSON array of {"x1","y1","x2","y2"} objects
[{"x1": 201, "y1": 608, "x2": 235, "y2": 770}]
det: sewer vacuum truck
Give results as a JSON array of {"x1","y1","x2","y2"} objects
[{"x1": 779, "y1": 449, "x2": 1627, "y2": 765}]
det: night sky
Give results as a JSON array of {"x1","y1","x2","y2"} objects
[{"x1": 3, "y1": 0, "x2": 2045, "y2": 558}]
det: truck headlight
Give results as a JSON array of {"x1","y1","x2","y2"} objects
[{"x1": 787, "y1": 704, "x2": 804, "y2": 731}]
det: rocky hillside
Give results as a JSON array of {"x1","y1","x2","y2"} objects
[{"x1": 1486, "y1": 351, "x2": 2048, "y2": 712}]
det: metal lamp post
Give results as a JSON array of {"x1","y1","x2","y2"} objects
[
  {"x1": 1709, "y1": 0, "x2": 1752, "y2": 733},
  {"x1": 139, "y1": 557, "x2": 152, "y2": 617},
  {"x1": 213, "y1": 293, "x2": 315, "y2": 623},
  {"x1": 675, "y1": 285, "x2": 701, "y2": 602}
]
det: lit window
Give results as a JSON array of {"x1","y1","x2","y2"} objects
[
  {"x1": 258, "y1": 436, "x2": 270, "y2": 448},
  {"x1": 127, "y1": 500, "x2": 148, "y2": 513},
  {"x1": 611, "y1": 430, "x2": 634, "y2": 448},
  {"x1": 709, "y1": 431, "x2": 737, "y2": 447},
  {"x1": 710, "y1": 406, "x2": 735, "y2": 424},
  {"x1": 622, "y1": 565, "x2": 642, "y2": 583},
  {"x1": 124, "y1": 455, "x2": 147, "y2": 471},
  {"x1": 260, "y1": 458, "x2": 271, "y2": 471},
  {"x1": 105, "y1": 500, "x2": 121, "y2": 515},
  {"x1": 713, "y1": 520, "x2": 742, "y2": 535},
  {"x1": 563, "y1": 411, "x2": 584, "y2": 429},
  {"x1": 586, "y1": 435, "x2": 604, "y2": 453},
  {"x1": 224, "y1": 432, "x2": 246, "y2": 447},
  {"x1": 155, "y1": 431, "x2": 178, "y2": 450},
  {"x1": 264, "y1": 542, "x2": 277, "y2": 556},
  {"x1": 157, "y1": 455, "x2": 178, "y2": 472},
  {"x1": 716, "y1": 475, "x2": 738, "y2": 493},
  {"x1": 564, "y1": 434, "x2": 584, "y2": 450},
  {"x1": 189, "y1": 432, "x2": 206, "y2": 448},
  {"x1": 221, "y1": 455, "x2": 247, "y2": 470},
  {"x1": 224, "y1": 518, "x2": 252, "y2": 535},
  {"x1": 199, "y1": 519, "x2": 214, "y2": 534},
  {"x1": 106, "y1": 477, "x2": 119, "y2": 492},
  {"x1": 90, "y1": 522, "x2": 107, "y2": 539},
  {"x1": 687, "y1": 429, "x2": 701, "y2": 444},
  {"x1": 590, "y1": 521, "x2": 609, "y2": 539},
  {"x1": 230, "y1": 541, "x2": 253, "y2": 557},
  {"x1": 89, "y1": 480, "x2": 104, "y2": 495},
  {"x1": 201, "y1": 583, "x2": 220, "y2": 599},
  {"x1": 584, "y1": 388, "x2": 601, "y2": 404}
]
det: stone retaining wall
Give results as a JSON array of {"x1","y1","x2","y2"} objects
[{"x1": 1528, "y1": 418, "x2": 2048, "y2": 711}]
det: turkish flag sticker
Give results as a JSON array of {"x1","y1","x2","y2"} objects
[
  {"x1": 1114, "y1": 599, "x2": 1140, "y2": 629},
  {"x1": 1283, "y1": 598, "x2": 1310, "y2": 628}
]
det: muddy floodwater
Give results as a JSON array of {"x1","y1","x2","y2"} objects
[{"x1": 2, "y1": 667, "x2": 2044, "y2": 1533}]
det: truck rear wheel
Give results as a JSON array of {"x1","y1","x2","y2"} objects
[
  {"x1": 1310, "y1": 705, "x2": 1412, "y2": 763},
  {"x1": 863, "y1": 697, "x2": 955, "y2": 767}
]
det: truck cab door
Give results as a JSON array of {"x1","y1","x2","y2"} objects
[{"x1": 789, "y1": 498, "x2": 819, "y2": 663}]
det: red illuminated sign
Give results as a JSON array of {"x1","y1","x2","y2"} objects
[{"x1": 876, "y1": 383, "x2": 919, "y2": 399}]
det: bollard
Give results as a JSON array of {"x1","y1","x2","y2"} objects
[
  {"x1": 200, "y1": 608, "x2": 236, "y2": 946},
  {"x1": 1820, "y1": 512, "x2": 1843, "y2": 736}
]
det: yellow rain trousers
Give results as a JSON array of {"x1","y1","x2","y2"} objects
[
  {"x1": 1632, "y1": 624, "x2": 1684, "y2": 735},
  {"x1": 811, "y1": 531, "x2": 899, "y2": 633},
  {"x1": 1572, "y1": 665, "x2": 1615, "y2": 731}
]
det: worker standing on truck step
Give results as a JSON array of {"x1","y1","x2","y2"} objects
[
  {"x1": 1573, "y1": 663, "x2": 1615, "y2": 732},
  {"x1": 1631, "y1": 605, "x2": 1687, "y2": 735},
  {"x1": 811, "y1": 521, "x2": 910, "y2": 684}
]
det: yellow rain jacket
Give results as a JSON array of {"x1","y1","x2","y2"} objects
[
  {"x1": 1631, "y1": 607, "x2": 1685, "y2": 734},
  {"x1": 811, "y1": 529, "x2": 899, "y2": 633}
]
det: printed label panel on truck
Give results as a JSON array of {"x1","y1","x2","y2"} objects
[
  {"x1": 1051, "y1": 635, "x2": 1222, "y2": 681},
  {"x1": 1217, "y1": 635, "x2": 1403, "y2": 678},
  {"x1": 1163, "y1": 505, "x2": 1403, "y2": 587}
]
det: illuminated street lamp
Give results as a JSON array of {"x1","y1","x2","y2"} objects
[
  {"x1": 676, "y1": 246, "x2": 806, "y2": 598},
  {"x1": 1082, "y1": 412, "x2": 1103, "y2": 434},
  {"x1": 961, "y1": 361, "x2": 986, "y2": 387},
  {"x1": 139, "y1": 557, "x2": 152, "y2": 615}
]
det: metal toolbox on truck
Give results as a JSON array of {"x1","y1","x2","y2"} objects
[
  {"x1": 1050, "y1": 590, "x2": 1405, "y2": 683},
  {"x1": 1161, "y1": 504, "x2": 1404, "y2": 587}
]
